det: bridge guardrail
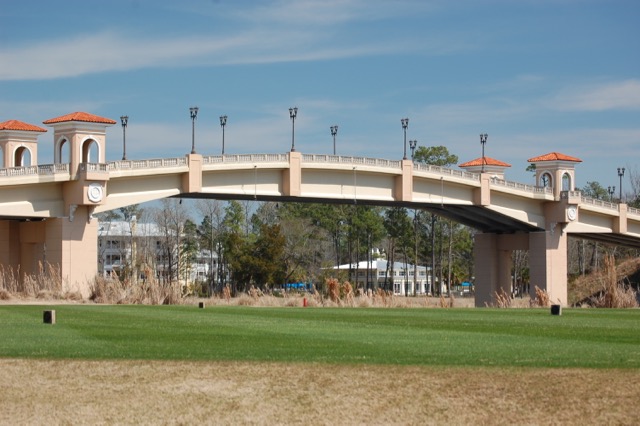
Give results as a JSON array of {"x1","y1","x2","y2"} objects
[
  {"x1": 490, "y1": 177, "x2": 552, "y2": 194},
  {"x1": 107, "y1": 157, "x2": 188, "y2": 171},
  {"x1": 580, "y1": 195, "x2": 619, "y2": 211},
  {"x1": 629, "y1": 206, "x2": 640, "y2": 216},
  {"x1": 0, "y1": 163, "x2": 69, "y2": 177},
  {"x1": 302, "y1": 154, "x2": 401, "y2": 169},
  {"x1": 79, "y1": 163, "x2": 109, "y2": 172},
  {"x1": 203, "y1": 154, "x2": 289, "y2": 164},
  {"x1": 414, "y1": 163, "x2": 479, "y2": 182}
]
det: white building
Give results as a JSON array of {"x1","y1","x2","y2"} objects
[
  {"x1": 334, "y1": 259, "x2": 432, "y2": 296},
  {"x1": 97, "y1": 220, "x2": 220, "y2": 285}
]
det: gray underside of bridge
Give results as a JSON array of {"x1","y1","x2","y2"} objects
[
  {"x1": 176, "y1": 193, "x2": 542, "y2": 234},
  {"x1": 178, "y1": 193, "x2": 640, "y2": 248}
]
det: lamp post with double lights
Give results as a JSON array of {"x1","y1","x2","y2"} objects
[
  {"x1": 120, "y1": 115, "x2": 128, "y2": 161},
  {"x1": 219, "y1": 115, "x2": 227, "y2": 155},
  {"x1": 401, "y1": 118, "x2": 409, "y2": 160},
  {"x1": 289, "y1": 107, "x2": 298, "y2": 152},
  {"x1": 189, "y1": 106, "x2": 199, "y2": 154},
  {"x1": 409, "y1": 140, "x2": 417, "y2": 160},
  {"x1": 608, "y1": 186, "x2": 616, "y2": 202},
  {"x1": 618, "y1": 167, "x2": 625, "y2": 202},
  {"x1": 330, "y1": 125, "x2": 338, "y2": 155},
  {"x1": 480, "y1": 133, "x2": 488, "y2": 173}
]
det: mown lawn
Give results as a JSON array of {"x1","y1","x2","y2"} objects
[{"x1": 1, "y1": 305, "x2": 639, "y2": 368}]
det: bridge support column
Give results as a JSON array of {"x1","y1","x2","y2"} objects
[
  {"x1": 529, "y1": 228, "x2": 568, "y2": 306},
  {"x1": 0, "y1": 220, "x2": 21, "y2": 278},
  {"x1": 474, "y1": 233, "x2": 514, "y2": 307},
  {"x1": 0, "y1": 208, "x2": 97, "y2": 298}
]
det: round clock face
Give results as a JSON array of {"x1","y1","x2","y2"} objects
[
  {"x1": 567, "y1": 206, "x2": 577, "y2": 221},
  {"x1": 87, "y1": 183, "x2": 103, "y2": 203}
]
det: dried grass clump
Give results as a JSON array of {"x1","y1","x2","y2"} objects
[
  {"x1": 90, "y1": 273, "x2": 183, "y2": 305},
  {"x1": 90, "y1": 276, "x2": 126, "y2": 304},
  {"x1": 237, "y1": 294, "x2": 256, "y2": 306},
  {"x1": 1, "y1": 262, "x2": 63, "y2": 298},
  {"x1": 591, "y1": 255, "x2": 639, "y2": 308},
  {"x1": 491, "y1": 288, "x2": 511, "y2": 308},
  {"x1": 249, "y1": 285, "x2": 262, "y2": 299},
  {"x1": 327, "y1": 278, "x2": 340, "y2": 303},
  {"x1": 373, "y1": 288, "x2": 392, "y2": 307},
  {"x1": 222, "y1": 284, "x2": 231, "y2": 302},
  {"x1": 357, "y1": 297, "x2": 372, "y2": 308},
  {"x1": 529, "y1": 286, "x2": 550, "y2": 307},
  {"x1": 0, "y1": 289, "x2": 11, "y2": 300},
  {"x1": 342, "y1": 281, "x2": 354, "y2": 306},
  {"x1": 439, "y1": 293, "x2": 455, "y2": 308},
  {"x1": 63, "y1": 291, "x2": 84, "y2": 301}
]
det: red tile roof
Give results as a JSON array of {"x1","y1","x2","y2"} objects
[
  {"x1": 0, "y1": 119, "x2": 47, "y2": 132},
  {"x1": 459, "y1": 156, "x2": 511, "y2": 168},
  {"x1": 527, "y1": 152, "x2": 582, "y2": 163},
  {"x1": 43, "y1": 112, "x2": 117, "y2": 125}
]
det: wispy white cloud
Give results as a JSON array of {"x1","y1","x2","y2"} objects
[
  {"x1": 548, "y1": 79, "x2": 640, "y2": 111},
  {"x1": 0, "y1": 26, "x2": 411, "y2": 81},
  {"x1": 0, "y1": 0, "x2": 461, "y2": 82}
]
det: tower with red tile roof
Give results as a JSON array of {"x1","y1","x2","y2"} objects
[
  {"x1": 459, "y1": 156, "x2": 511, "y2": 179},
  {"x1": 43, "y1": 112, "x2": 116, "y2": 179},
  {"x1": 527, "y1": 152, "x2": 582, "y2": 200},
  {"x1": 0, "y1": 120, "x2": 47, "y2": 168}
]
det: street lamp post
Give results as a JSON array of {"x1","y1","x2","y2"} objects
[
  {"x1": 409, "y1": 140, "x2": 417, "y2": 160},
  {"x1": 618, "y1": 167, "x2": 625, "y2": 201},
  {"x1": 401, "y1": 118, "x2": 409, "y2": 160},
  {"x1": 480, "y1": 133, "x2": 488, "y2": 173},
  {"x1": 120, "y1": 115, "x2": 128, "y2": 161},
  {"x1": 219, "y1": 115, "x2": 227, "y2": 155},
  {"x1": 189, "y1": 106, "x2": 199, "y2": 154},
  {"x1": 289, "y1": 107, "x2": 298, "y2": 152},
  {"x1": 330, "y1": 125, "x2": 338, "y2": 155},
  {"x1": 608, "y1": 186, "x2": 616, "y2": 202}
]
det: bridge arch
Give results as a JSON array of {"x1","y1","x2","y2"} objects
[
  {"x1": 540, "y1": 172, "x2": 552, "y2": 188},
  {"x1": 54, "y1": 136, "x2": 71, "y2": 164},
  {"x1": 81, "y1": 137, "x2": 100, "y2": 163},
  {"x1": 13, "y1": 146, "x2": 33, "y2": 167},
  {"x1": 562, "y1": 172, "x2": 572, "y2": 191}
]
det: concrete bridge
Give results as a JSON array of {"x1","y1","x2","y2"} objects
[{"x1": 2, "y1": 112, "x2": 639, "y2": 306}]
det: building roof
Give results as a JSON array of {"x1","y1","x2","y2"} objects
[
  {"x1": 0, "y1": 119, "x2": 47, "y2": 132},
  {"x1": 334, "y1": 259, "x2": 428, "y2": 271},
  {"x1": 459, "y1": 156, "x2": 511, "y2": 168},
  {"x1": 43, "y1": 112, "x2": 117, "y2": 125},
  {"x1": 527, "y1": 152, "x2": 582, "y2": 163},
  {"x1": 98, "y1": 221, "x2": 163, "y2": 237}
]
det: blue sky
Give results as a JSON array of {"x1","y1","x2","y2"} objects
[{"x1": 1, "y1": 0, "x2": 639, "y2": 192}]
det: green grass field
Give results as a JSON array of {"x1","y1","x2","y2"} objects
[{"x1": 1, "y1": 305, "x2": 639, "y2": 368}]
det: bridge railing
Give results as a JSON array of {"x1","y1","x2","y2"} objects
[
  {"x1": 629, "y1": 206, "x2": 640, "y2": 216},
  {"x1": 490, "y1": 177, "x2": 552, "y2": 194},
  {"x1": 580, "y1": 195, "x2": 619, "y2": 211},
  {"x1": 107, "y1": 157, "x2": 188, "y2": 171},
  {"x1": 79, "y1": 163, "x2": 108, "y2": 172},
  {"x1": 302, "y1": 154, "x2": 402, "y2": 169},
  {"x1": 203, "y1": 154, "x2": 289, "y2": 164},
  {"x1": 0, "y1": 163, "x2": 69, "y2": 177},
  {"x1": 414, "y1": 163, "x2": 479, "y2": 181}
]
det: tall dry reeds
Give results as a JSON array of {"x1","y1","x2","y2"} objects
[
  {"x1": 0, "y1": 262, "x2": 64, "y2": 298},
  {"x1": 493, "y1": 288, "x2": 512, "y2": 308},
  {"x1": 90, "y1": 271, "x2": 182, "y2": 305},
  {"x1": 590, "y1": 255, "x2": 639, "y2": 308},
  {"x1": 530, "y1": 286, "x2": 550, "y2": 307}
]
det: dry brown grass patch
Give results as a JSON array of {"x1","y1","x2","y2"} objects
[{"x1": 2, "y1": 359, "x2": 638, "y2": 425}]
